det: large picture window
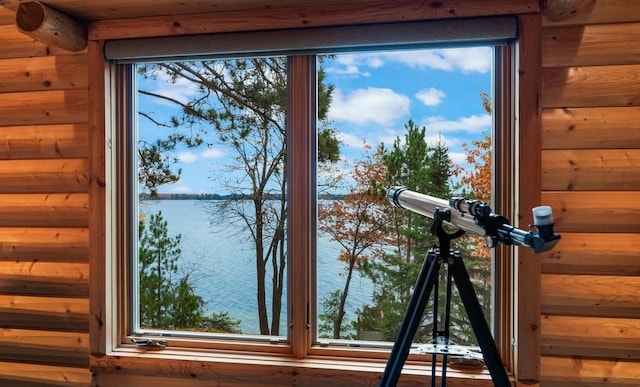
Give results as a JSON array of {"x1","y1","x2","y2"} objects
[{"x1": 105, "y1": 17, "x2": 517, "y2": 381}]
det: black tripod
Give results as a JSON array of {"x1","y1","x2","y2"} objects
[{"x1": 379, "y1": 209, "x2": 511, "y2": 387}]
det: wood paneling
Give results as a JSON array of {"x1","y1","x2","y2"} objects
[
  {"x1": 542, "y1": 149, "x2": 640, "y2": 190},
  {"x1": 541, "y1": 315, "x2": 640, "y2": 359},
  {"x1": 542, "y1": 0, "x2": 640, "y2": 27},
  {"x1": 542, "y1": 107, "x2": 640, "y2": 150},
  {"x1": 542, "y1": 65, "x2": 640, "y2": 108},
  {"x1": 542, "y1": 191, "x2": 640, "y2": 233},
  {"x1": 0, "y1": 89, "x2": 88, "y2": 126},
  {"x1": 0, "y1": 193, "x2": 88, "y2": 227},
  {"x1": 542, "y1": 22, "x2": 640, "y2": 67},
  {"x1": 0, "y1": 124, "x2": 89, "y2": 159},
  {"x1": 0, "y1": 159, "x2": 88, "y2": 193},
  {"x1": 0, "y1": 25, "x2": 80, "y2": 59},
  {"x1": 0, "y1": 54, "x2": 88, "y2": 93},
  {"x1": 542, "y1": 274, "x2": 640, "y2": 318},
  {"x1": 0, "y1": 361, "x2": 91, "y2": 386},
  {"x1": 542, "y1": 232, "x2": 640, "y2": 276},
  {"x1": 0, "y1": 227, "x2": 88, "y2": 262},
  {"x1": 88, "y1": 0, "x2": 539, "y2": 40},
  {"x1": 540, "y1": 356, "x2": 640, "y2": 386}
]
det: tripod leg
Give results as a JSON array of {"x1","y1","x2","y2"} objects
[
  {"x1": 379, "y1": 252, "x2": 441, "y2": 387},
  {"x1": 449, "y1": 254, "x2": 512, "y2": 387}
]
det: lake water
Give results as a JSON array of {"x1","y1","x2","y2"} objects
[{"x1": 140, "y1": 199, "x2": 374, "y2": 335}]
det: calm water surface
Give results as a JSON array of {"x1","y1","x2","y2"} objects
[{"x1": 140, "y1": 199, "x2": 374, "y2": 335}]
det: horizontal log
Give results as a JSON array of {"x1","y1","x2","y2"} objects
[
  {"x1": 543, "y1": 22, "x2": 640, "y2": 67},
  {"x1": 542, "y1": 314, "x2": 640, "y2": 340},
  {"x1": 542, "y1": 0, "x2": 640, "y2": 26},
  {"x1": 0, "y1": 342, "x2": 88, "y2": 367},
  {"x1": 543, "y1": 65, "x2": 640, "y2": 108},
  {"x1": 542, "y1": 232, "x2": 640, "y2": 275},
  {"x1": 0, "y1": 361, "x2": 90, "y2": 386},
  {"x1": 0, "y1": 54, "x2": 88, "y2": 93},
  {"x1": 542, "y1": 336, "x2": 640, "y2": 360},
  {"x1": 542, "y1": 107, "x2": 640, "y2": 149},
  {"x1": 0, "y1": 274, "x2": 88, "y2": 298},
  {"x1": 542, "y1": 274, "x2": 640, "y2": 318},
  {"x1": 542, "y1": 149, "x2": 640, "y2": 190},
  {"x1": 0, "y1": 193, "x2": 88, "y2": 227},
  {"x1": 0, "y1": 124, "x2": 88, "y2": 159},
  {"x1": 0, "y1": 25, "x2": 80, "y2": 60},
  {"x1": 0, "y1": 159, "x2": 88, "y2": 193},
  {"x1": 541, "y1": 315, "x2": 640, "y2": 359},
  {"x1": 541, "y1": 191, "x2": 640, "y2": 233},
  {"x1": 0, "y1": 227, "x2": 88, "y2": 262},
  {"x1": 0, "y1": 89, "x2": 88, "y2": 126},
  {"x1": 16, "y1": 1, "x2": 87, "y2": 52},
  {"x1": 0, "y1": 328, "x2": 87, "y2": 350},
  {"x1": 0, "y1": 307, "x2": 88, "y2": 332},
  {"x1": 0, "y1": 261, "x2": 88, "y2": 280},
  {"x1": 88, "y1": 0, "x2": 539, "y2": 40},
  {"x1": 0, "y1": 295, "x2": 87, "y2": 316},
  {"x1": 541, "y1": 356, "x2": 640, "y2": 385}
]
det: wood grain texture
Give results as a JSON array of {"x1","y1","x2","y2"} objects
[
  {"x1": 0, "y1": 89, "x2": 88, "y2": 126},
  {"x1": 541, "y1": 232, "x2": 640, "y2": 275},
  {"x1": 542, "y1": 65, "x2": 640, "y2": 108},
  {"x1": 542, "y1": 274, "x2": 640, "y2": 318},
  {"x1": 542, "y1": 22, "x2": 640, "y2": 67},
  {"x1": 0, "y1": 159, "x2": 88, "y2": 193},
  {"x1": 0, "y1": 25, "x2": 84, "y2": 59},
  {"x1": 0, "y1": 227, "x2": 88, "y2": 262},
  {"x1": 542, "y1": 191, "x2": 640, "y2": 233},
  {"x1": 0, "y1": 54, "x2": 88, "y2": 93},
  {"x1": 541, "y1": 315, "x2": 640, "y2": 359},
  {"x1": 540, "y1": 356, "x2": 640, "y2": 385},
  {"x1": 0, "y1": 361, "x2": 90, "y2": 386},
  {"x1": 88, "y1": 0, "x2": 539, "y2": 40},
  {"x1": 542, "y1": 0, "x2": 640, "y2": 26},
  {"x1": 0, "y1": 193, "x2": 88, "y2": 227},
  {"x1": 542, "y1": 149, "x2": 640, "y2": 190},
  {"x1": 0, "y1": 124, "x2": 89, "y2": 159},
  {"x1": 542, "y1": 107, "x2": 640, "y2": 149},
  {"x1": 515, "y1": 12, "x2": 542, "y2": 383}
]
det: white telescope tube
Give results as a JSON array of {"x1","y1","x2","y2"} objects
[{"x1": 387, "y1": 186, "x2": 485, "y2": 236}]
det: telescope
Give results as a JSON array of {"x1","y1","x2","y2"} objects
[{"x1": 387, "y1": 186, "x2": 560, "y2": 254}]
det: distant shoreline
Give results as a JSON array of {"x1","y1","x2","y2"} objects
[{"x1": 141, "y1": 193, "x2": 345, "y2": 200}]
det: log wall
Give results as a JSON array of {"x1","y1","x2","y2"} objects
[
  {"x1": 540, "y1": 1, "x2": 640, "y2": 385},
  {"x1": 0, "y1": 6, "x2": 91, "y2": 387},
  {"x1": 0, "y1": 0, "x2": 639, "y2": 386}
]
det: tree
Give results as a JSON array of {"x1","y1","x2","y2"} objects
[
  {"x1": 359, "y1": 120, "x2": 458, "y2": 342},
  {"x1": 137, "y1": 58, "x2": 339, "y2": 336},
  {"x1": 317, "y1": 148, "x2": 388, "y2": 339},
  {"x1": 138, "y1": 211, "x2": 204, "y2": 329}
]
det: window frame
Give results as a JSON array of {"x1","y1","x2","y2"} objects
[{"x1": 89, "y1": 13, "x2": 542, "y2": 385}]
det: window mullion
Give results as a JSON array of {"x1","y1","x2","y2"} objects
[{"x1": 287, "y1": 55, "x2": 317, "y2": 358}]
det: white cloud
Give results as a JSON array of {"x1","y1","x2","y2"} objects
[
  {"x1": 390, "y1": 47, "x2": 493, "y2": 73},
  {"x1": 416, "y1": 88, "x2": 446, "y2": 107},
  {"x1": 201, "y1": 148, "x2": 225, "y2": 159},
  {"x1": 147, "y1": 71, "x2": 201, "y2": 105},
  {"x1": 338, "y1": 132, "x2": 368, "y2": 149},
  {"x1": 422, "y1": 114, "x2": 491, "y2": 134},
  {"x1": 170, "y1": 185, "x2": 193, "y2": 193},
  {"x1": 176, "y1": 151, "x2": 198, "y2": 163},
  {"x1": 449, "y1": 152, "x2": 468, "y2": 166},
  {"x1": 329, "y1": 87, "x2": 410, "y2": 126}
]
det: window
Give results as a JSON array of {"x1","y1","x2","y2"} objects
[{"x1": 104, "y1": 17, "x2": 518, "y2": 382}]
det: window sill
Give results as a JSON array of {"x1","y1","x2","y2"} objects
[{"x1": 90, "y1": 347, "x2": 500, "y2": 386}]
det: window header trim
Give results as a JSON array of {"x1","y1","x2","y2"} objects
[{"x1": 104, "y1": 16, "x2": 517, "y2": 63}]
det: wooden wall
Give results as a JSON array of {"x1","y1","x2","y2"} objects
[
  {"x1": 0, "y1": 0, "x2": 639, "y2": 386},
  {"x1": 539, "y1": 1, "x2": 640, "y2": 385},
  {"x1": 0, "y1": 6, "x2": 91, "y2": 387}
]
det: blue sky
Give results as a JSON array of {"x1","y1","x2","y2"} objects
[{"x1": 138, "y1": 46, "x2": 493, "y2": 195}]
